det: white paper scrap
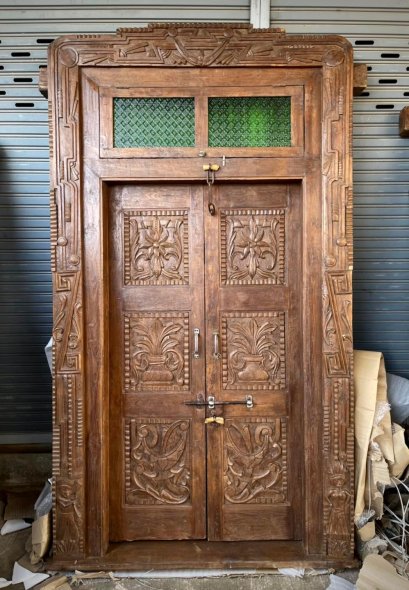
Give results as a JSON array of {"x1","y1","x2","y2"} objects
[
  {"x1": 278, "y1": 568, "x2": 305, "y2": 577},
  {"x1": 1, "y1": 520, "x2": 31, "y2": 536},
  {"x1": 11, "y1": 562, "x2": 49, "y2": 589},
  {"x1": 326, "y1": 574, "x2": 356, "y2": 590},
  {"x1": 0, "y1": 579, "x2": 11, "y2": 589}
]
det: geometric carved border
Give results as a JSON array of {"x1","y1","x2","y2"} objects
[
  {"x1": 221, "y1": 311, "x2": 286, "y2": 390},
  {"x1": 124, "y1": 311, "x2": 190, "y2": 392},
  {"x1": 220, "y1": 208, "x2": 286, "y2": 285},
  {"x1": 123, "y1": 209, "x2": 189, "y2": 286}
]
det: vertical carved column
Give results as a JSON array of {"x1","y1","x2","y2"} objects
[
  {"x1": 322, "y1": 49, "x2": 354, "y2": 559},
  {"x1": 49, "y1": 44, "x2": 85, "y2": 557}
]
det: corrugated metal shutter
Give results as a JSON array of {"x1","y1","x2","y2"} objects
[
  {"x1": 0, "y1": 1, "x2": 408, "y2": 443},
  {"x1": 0, "y1": 1, "x2": 250, "y2": 444},
  {"x1": 269, "y1": 1, "x2": 409, "y2": 379}
]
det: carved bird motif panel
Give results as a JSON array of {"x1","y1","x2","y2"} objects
[
  {"x1": 125, "y1": 418, "x2": 191, "y2": 505},
  {"x1": 224, "y1": 417, "x2": 287, "y2": 504}
]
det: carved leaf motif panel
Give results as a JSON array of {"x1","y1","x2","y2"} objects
[
  {"x1": 123, "y1": 209, "x2": 189, "y2": 285},
  {"x1": 220, "y1": 209, "x2": 286, "y2": 285},
  {"x1": 222, "y1": 312, "x2": 286, "y2": 390},
  {"x1": 124, "y1": 312, "x2": 190, "y2": 391},
  {"x1": 224, "y1": 417, "x2": 287, "y2": 504},
  {"x1": 125, "y1": 418, "x2": 191, "y2": 505}
]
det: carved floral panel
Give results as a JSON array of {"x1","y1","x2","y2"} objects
[
  {"x1": 220, "y1": 209, "x2": 286, "y2": 285},
  {"x1": 222, "y1": 311, "x2": 286, "y2": 390},
  {"x1": 123, "y1": 209, "x2": 189, "y2": 285},
  {"x1": 224, "y1": 417, "x2": 287, "y2": 504},
  {"x1": 125, "y1": 418, "x2": 191, "y2": 505},
  {"x1": 124, "y1": 312, "x2": 189, "y2": 391}
]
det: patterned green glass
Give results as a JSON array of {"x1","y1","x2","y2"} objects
[
  {"x1": 114, "y1": 97, "x2": 195, "y2": 148},
  {"x1": 208, "y1": 96, "x2": 291, "y2": 148}
]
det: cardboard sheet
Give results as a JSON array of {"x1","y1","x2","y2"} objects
[{"x1": 354, "y1": 350, "x2": 409, "y2": 542}]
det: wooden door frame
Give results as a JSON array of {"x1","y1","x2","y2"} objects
[{"x1": 46, "y1": 23, "x2": 354, "y2": 568}]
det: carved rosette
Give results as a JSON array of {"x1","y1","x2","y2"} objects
[
  {"x1": 224, "y1": 417, "x2": 287, "y2": 504},
  {"x1": 125, "y1": 418, "x2": 191, "y2": 505},
  {"x1": 48, "y1": 23, "x2": 353, "y2": 560},
  {"x1": 220, "y1": 208, "x2": 286, "y2": 285},
  {"x1": 123, "y1": 209, "x2": 189, "y2": 285},
  {"x1": 124, "y1": 312, "x2": 190, "y2": 391},
  {"x1": 222, "y1": 311, "x2": 286, "y2": 390}
]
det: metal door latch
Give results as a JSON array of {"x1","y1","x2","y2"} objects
[
  {"x1": 203, "y1": 163, "x2": 220, "y2": 185},
  {"x1": 205, "y1": 416, "x2": 225, "y2": 425},
  {"x1": 184, "y1": 395, "x2": 253, "y2": 409}
]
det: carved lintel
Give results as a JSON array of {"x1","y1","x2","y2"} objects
[
  {"x1": 399, "y1": 106, "x2": 409, "y2": 137},
  {"x1": 353, "y1": 63, "x2": 368, "y2": 96}
]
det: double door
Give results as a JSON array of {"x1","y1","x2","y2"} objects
[{"x1": 109, "y1": 179, "x2": 303, "y2": 542}]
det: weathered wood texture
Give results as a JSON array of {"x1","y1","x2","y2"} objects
[
  {"x1": 353, "y1": 63, "x2": 368, "y2": 96},
  {"x1": 399, "y1": 106, "x2": 409, "y2": 137},
  {"x1": 45, "y1": 23, "x2": 354, "y2": 568}
]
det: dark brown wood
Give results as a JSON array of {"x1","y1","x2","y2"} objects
[
  {"x1": 38, "y1": 67, "x2": 48, "y2": 98},
  {"x1": 45, "y1": 23, "x2": 354, "y2": 568},
  {"x1": 108, "y1": 183, "x2": 206, "y2": 541},
  {"x1": 399, "y1": 106, "x2": 409, "y2": 137},
  {"x1": 353, "y1": 63, "x2": 368, "y2": 96},
  {"x1": 49, "y1": 540, "x2": 360, "y2": 571}
]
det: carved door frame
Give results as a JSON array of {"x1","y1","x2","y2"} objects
[{"x1": 47, "y1": 23, "x2": 354, "y2": 567}]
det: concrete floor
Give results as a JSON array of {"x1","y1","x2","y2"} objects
[{"x1": 78, "y1": 572, "x2": 359, "y2": 590}]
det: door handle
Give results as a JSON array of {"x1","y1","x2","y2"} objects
[
  {"x1": 213, "y1": 331, "x2": 221, "y2": 359},
  {"x1": 193, "y1": 328, "x2": 200, "y2": 359}
]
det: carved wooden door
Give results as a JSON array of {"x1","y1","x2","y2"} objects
[
  {"x1": 109, "y1": 180, "x2": 302, "y2": 542},
  {"x1": 109, "y1": 183, "x2": 207, "y2": 541},
  {"x1": 48, "y1": 25, "x2": 354, "y2": 567},
  {"x1": 205, "y1": 182, "x2": 302, "y2": 541}
]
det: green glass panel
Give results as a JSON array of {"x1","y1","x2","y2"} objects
[
  {"x1": 208, "y1": 96, "x2": 291, "y2": 148},
  {"x1": 114, "y1": 97, "x2": 195, "y2": 147}
]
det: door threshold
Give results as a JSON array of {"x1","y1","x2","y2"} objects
[{"x1": 50, "y1": 540, "x2": 358, "y2": 571}]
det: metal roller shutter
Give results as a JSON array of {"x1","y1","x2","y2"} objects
[
  {"x1": 0, "y1": 1, "x2": 250, "y2": 444},
  {"x1": 0, "y1": 1, "x2": 407, "y2": 442},
  {"x1": 270, "y1": 1, "x2": 409, "y2": 378}
]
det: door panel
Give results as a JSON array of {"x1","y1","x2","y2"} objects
[
  {"x1": 109, "y1": 183, "x2": 207, "y2": 541},
  {"x1": 205, "y1": 183, "x2": 303, "y2": 541},
  {"x1": 109, "y1": 181, "x2": 303, "y2": 543}
]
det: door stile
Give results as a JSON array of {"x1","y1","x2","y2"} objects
[{"x1": 203, "y1": 183, "x2": 224, "y2": 540}]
